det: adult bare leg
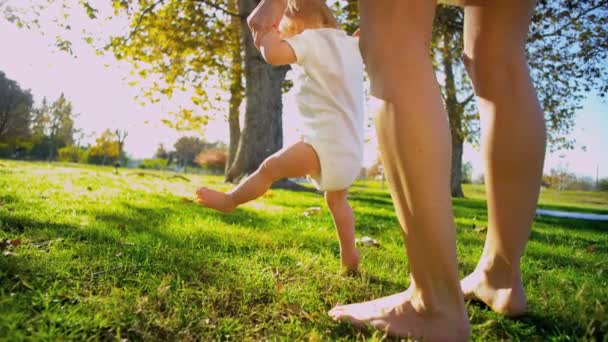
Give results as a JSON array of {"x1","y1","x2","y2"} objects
[
  {"x1": 460, "y1": 0, "x2": 546, "y2": 317},
  {"x1": 329, "y1": 1, "x2": 469, "y2": 340}
]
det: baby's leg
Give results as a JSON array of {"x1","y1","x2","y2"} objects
[
  {"x1": 197, "y1": 142, "x2": 320, "y2": 213},
  {"x1": 325, "y1": 189, "x2": 359, "y2": 273}
]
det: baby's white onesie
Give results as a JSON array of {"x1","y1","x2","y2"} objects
[{"x1": 285, "y1": 28, "x2": 365, "y2": 191}]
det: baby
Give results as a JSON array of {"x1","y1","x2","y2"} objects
[{"x1": 197, "y1": 0, "x2": 364, "y2": 273}]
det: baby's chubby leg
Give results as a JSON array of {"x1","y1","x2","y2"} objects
[
  {"x1": 325, "y1": 189, "x2": 360, "y2": 273},
  {"x1": 197, "y1": 142, "x2": 321, "y2": 213}
]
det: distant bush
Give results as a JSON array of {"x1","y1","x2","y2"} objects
[
  {"x1": 366, "y1": 160, "x2": 384, "y2": 180},
  {"x1": 598, "y1": 178, "x2": 608, "y2": 192},
  {"x1": 462, "y1": 162, "x2": 473, "y2": 184},
  {"x1": 57, "y1": 145, "x2": 87, "y2": 163},
  {"x1": 473, "y1": 174, "x2": 485, "y2": 185},
  {"x1": 0, "y1": 140, "x2": 33, "y2": 159},
  {"x1": 195, "y1": 149, "x2": 227, "y2": 173},
  {"x1": 567, "y1": 176, "x2": 595, "y2": 191},
  {"x1": 138, "y1": 158, "x2": 168, "y2": 170},
  {"x1": 0, "y1": 143, "x2": 11, "y2": 158},
  {"x1": 543, "y1": 168, "x2": 601, "y2": 191}
]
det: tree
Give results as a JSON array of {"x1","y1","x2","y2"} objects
[
  {"x1": 196, "y1": 148, "x2": 228, "y2": 173},
  {"x1": 114, "y1": 128, "x2": 128, "y2": 163},
  {"x1": 173, "y1": 136, "x2": 208, "y2": 167},
  {"x1": 71, "y1": 0, "x2": 285, "y2": 182},
  {"x1": 57, "y1": 145, "x2": 87, "y2": 163},
  {"x1": 461, "y1": 161, "x2": 473, "y2": 184},
  {"x1": 226, "y1": 0, "x2": 289, "y2": 182},
  {"x1": 29, "y1": 97, "x2": 53, "y2": 160},
  {"x1": 33, "y1": 93, "x2": 77, "y2": 160},
  {"x1": 155, "y1": 143, "x2": 170, "y2": 159},
  {"x1": 0, "y1": 71, "x2": 33, "y2": 143},
  {"x1": 88, "y1": 129, "x2": 119, "y2": 165},
  {"x1": 598, "y1": 178, "x2": 608, "y2": 192},
  {"x1": 226, "y1": 1, "x2": 245, "y2": 175},
  {"x1": 50, "y1": 94, "x2": 76, "y2": 159}
]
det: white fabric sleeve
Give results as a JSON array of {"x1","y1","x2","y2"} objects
[{"x1": 284, "y1": 30, "x2": 315, "y2": 66}]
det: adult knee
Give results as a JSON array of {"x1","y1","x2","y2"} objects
[{"x1": 463, "y1": 47, "x2": 528, "y2": 97}]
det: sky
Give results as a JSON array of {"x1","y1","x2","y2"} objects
[{"x1": 0, "y1": 5, "x2": 606, "y2": 179}]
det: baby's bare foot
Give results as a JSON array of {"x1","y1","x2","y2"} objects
[{"x1": 196, "y1": 187, "x2": 236, "y2": 213}]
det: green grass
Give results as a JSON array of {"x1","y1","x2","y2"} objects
[{"x1": 0, "y1": 160, "x2": 606, "y2": 341}]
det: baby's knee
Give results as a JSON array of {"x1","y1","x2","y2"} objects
[
  {"x1": 325, "y1": 190, "x2": 348, "y2": 209},
  {"x1": 259, "y1": 156, "x2": 282, "y2": 181}
]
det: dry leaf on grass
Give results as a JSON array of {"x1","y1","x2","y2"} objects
[
  {"x1": 168, "y1": 175, "x2": 190, "y2": 182},
  {"x1": 1, "y1": 239, "x2": 21, "y2": 250},
  {"x1": 474, "y1": 226, "x2": 487, "y2": 233},
  {"x1": 356, "y1": 236, "x2": 380, "y2": 247},
  {"x1": 303, "y1": 207, "x2": 321, "y2": 217},
  {"x1": 3, "y1": 251, "x2": 15, "y2": 257},
  {"x1": 282, "y1": 303, "x2": 310, "y2": 320},
  {"x1": 0, "y1": 239, "x2": 11, "y2": 250}
]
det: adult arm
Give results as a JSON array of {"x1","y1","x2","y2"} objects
[{"x1": 247, "y1": 0, "x2": 289, "y2": 48}]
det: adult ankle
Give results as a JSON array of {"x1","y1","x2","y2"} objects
[{"x1": 478, "y1": 253, "x2": 521, "y2": 283}]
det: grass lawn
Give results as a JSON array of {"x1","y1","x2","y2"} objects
[{"x1": 0, "y1": 160, "x2": 606, "y2": 341}]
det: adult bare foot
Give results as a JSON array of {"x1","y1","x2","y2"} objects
[
  {"x1": 340, "y1": 249, "x2": 360, "y2": 274},
  {"x1": 196, "y1": 187, "x2": 236, "y2": 213},
  {"x1": 328, "y1": 289, "x2": 470, "y2": 341},
  {"x1": 461, "y1": 265, "x2": 527, "y2": 317}
]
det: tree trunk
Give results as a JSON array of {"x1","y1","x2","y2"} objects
[
  {"x1": 441, "y1": 30, "x2": 465, "y2": 198},
  {"x1": 451, "y1": 136, "x2": 464, "y2": 197},
  {"x1": 225, "y1": 3, "x2": 244, "y2": 177},
  {"x1": 226, "y1": 0, "x2": 288, "y2": 183}
]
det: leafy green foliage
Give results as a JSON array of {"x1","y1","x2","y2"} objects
[
  {"x1": 138, "y1": 158, "x2": 169, "y2": 170},
  {"x1": 88, "y1": 129, "x2": 120, "y2": 165},
  {"x1": 29, "y1": 94, "x2": 78, "y2": 160},
  {"x1": 57, "y1": 145, "x2": 88, "y2": 163},
  {"x1": 0, "y1": 71, "x2": 33, "y2": 143},
  {"x1": 172, "y1": 136, "x2": 218, "y2": 167},
  {"x1": 0, "y1": 161, "x2": 606, "y2": 340},
  {"x1": 102, "y1": 0, "x2": 242, "y2": 133}
]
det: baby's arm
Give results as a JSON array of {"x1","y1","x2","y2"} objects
[{"x1": 259, "y1": 29, "x2": 297, "y2": 66}]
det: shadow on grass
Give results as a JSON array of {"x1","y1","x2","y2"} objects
[
  {"x1": 0, "y1": 211, "x2": 227, "y2": 284},
  {"x1": 538, "y1": 202, "x2": 608, "y2": 215},
  {"x1": 533, "y1": 215, "x2": 607, "y2": 234}
]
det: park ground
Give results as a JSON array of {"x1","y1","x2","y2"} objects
[{"x1": 0, "y1": 160, "x2": 607, "y2": 341}]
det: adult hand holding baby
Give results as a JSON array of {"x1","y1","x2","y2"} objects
[{"x1": 247, "y1": 0, "x2": 288, "y2": 48}]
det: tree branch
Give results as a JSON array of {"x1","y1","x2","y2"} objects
[
  {"x1": 125, "y1": 0, "x2": 165, "y2": 43},
  {"x1": 460, "y1": 92, "x2": 475, "y2": 107},
  {"x1": 539, "y1": 1, "x2": 608, "y2": 39},
  {"x1": 197, "y1": 0, "x2": 243, "y2": 18}
]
